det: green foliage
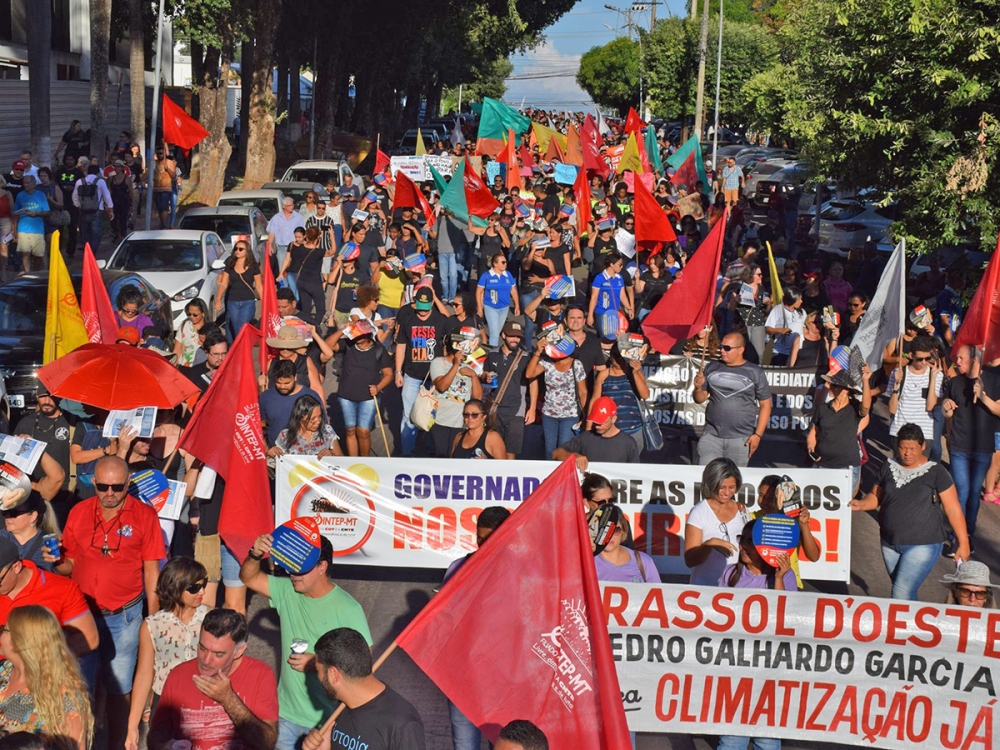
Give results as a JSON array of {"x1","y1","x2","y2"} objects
[
  {"x1": 442, "y1": 58, "x2": 514, "y2": 114},
  {"x1": 752, "y1": 0, "x2": 1000, "y2": 253},
  {"x1": 576, "y1": 37, "x2": 640, "y2": 115}
]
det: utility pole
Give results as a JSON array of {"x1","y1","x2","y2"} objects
[
  {"x1": 693, "y1": 0, "x2": 710, "y2": 140},
  {"x1": 605, "y1": 2, "x2": 658, "y2": 117}
]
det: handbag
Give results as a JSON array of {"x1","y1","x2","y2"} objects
[
  {"x1": 637, "y1": 397, "x2": 664, "y2": 452},
  {"x1": 47, "y1": 209, "x2": 71, "y2": 228},
  {"x1": 409, "y1": 372, "x2": 438, "y2": 431}
]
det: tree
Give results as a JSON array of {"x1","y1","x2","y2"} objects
[
  {"x1": 91, "y1": 0, "x2": 113, "y2": 166},
  {"x1": 26, "y1": 1, "x2": 51, "y2": 167},
  {"x1": 242, "y1": 0, "x2": 281, "y2": 188},
  {"x1": 577, "y1": 37, "x2": 640, "y2": 116},
  {"x1": 128, "y1": 0, "x2": 146, "y2": 146},
  {"x1": 441, "y1": 58, "x2": 513, "y2": 114}
]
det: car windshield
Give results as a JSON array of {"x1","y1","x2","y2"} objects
[
  {"x1": 821, "y1": 203, "x2": 864, "y2": 221},
  {"x1": 179, "y1": 216, "x2": 249, "y2": 243},
  {"x1": 219, "y1": 197, "x2": 277, "y2": 213},
  {"x1": 0, "y1": 285, "x2": 45, "y2": 332},
  {"x1": 110, "y1": 240, "x2": 203, "y2": 271},
  {"x1": 751, "y1": 163, "x2": 783, "y2": 176},
  {"x1": 286, "y1": 169, "x2": 339, "y2": 187}
]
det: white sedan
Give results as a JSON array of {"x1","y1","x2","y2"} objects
[{"x1": 817, "y1": 201, "x2": 896, "y2": 257}]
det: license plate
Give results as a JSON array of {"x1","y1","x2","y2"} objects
[{"x1": 7, "y1": 394, "x2": 24, "y2": 408}]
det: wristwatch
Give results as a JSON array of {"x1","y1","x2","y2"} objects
[{"x1": 247, "y1": 550, "x2": 264, "y2": 561}]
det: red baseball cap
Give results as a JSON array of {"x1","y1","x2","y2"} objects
[
  {"x1": 11, "y1": 161, "x2": 25, "y2": 171},
  {"x1": 588, "y1": 396, "x2": 617, "y2": 426},
  {"x1": 116, "y1": 326, "x2": 140, "y2": 345}
]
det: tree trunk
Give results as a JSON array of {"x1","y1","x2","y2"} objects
[
  {"x1": 128, "y1": 0, "x2": 145, "y2": 144},
  {"x1": 289, "y1": 55, "x2": 301, "y2": 142},
  {"x1": 90, "y1": 0, "x2": 112, "y2": 166},
  {"x1": 243, "y1": 0, "x2": 281, "y2": 189},
  {"x1": 312, "y1": 50, "x2": 338, "y2": 159},
  {"x1": 276, "y1": 53, "x2": 288, "y2": 141},
  {"x1": 239, "y1": 39, "x2": 254, "y2": 170},
  {"x1": 26, "y1": 0, "x2": 51, "y2": 167},
  {"x1": 190, "y1": 41, "x2": 204, "y2": 122},
  {"x1": 196, "y1": 46, "x2": 232, "y2": 206}
]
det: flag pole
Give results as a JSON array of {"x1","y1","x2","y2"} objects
[
  {"x1": 372, "y1": 395, "x2": 389, "y2": 457},
  {"x1": 144, "y1": 0, "x2": 166, "y2": 231},
  {"x1": 319, "y1": 641, "x2": 400, "y2": 734}
]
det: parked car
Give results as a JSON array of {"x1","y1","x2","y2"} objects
[
  {"x1": 0, "y1": 270, "x2": 172, "y2": 412},
  {"x1": 217, "y1": 188, "x2": 285, "y2": 218},
  {"x1": 279, "y1": 160, "x2": 358, "y2": 189},
  {"x1": 817, "y1": 200, "x2": 897, "y2": 257},
  {"x1": 753, "y1": 164, "x2": 811, "y2": 210},
  {"x1": 735, "y1": 148, "x2": 798, "y2": 166},
  {"x1": 178, "y1": 206, "x2": 268, "y2": 264},
  {"x1": 743, "y1": 160, "x2": 799, "y2": 203},
  {"x1": 100, "y1": 230, "x2": 229, "y2": 331},
  {"x1": 417, "y1": 123, "x2": 451, "y2": 145},
  {"x1": 908, "y1": 245, "x2": 988, "y2": 280},
  {"x1": 261, "y1": 181, "x2": 330, "y2": 209}
]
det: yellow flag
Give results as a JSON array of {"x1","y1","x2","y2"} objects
[
  {"x1": 617, "y1": 131, "x2": 644, "y2": 174},
  {"x1": 415, "y1": 128, "x2": 427, "y2": 156},
  {"x1": 44, "y1": 232, "x2": 88, "y2": 364},
  {"x1": 531, "y1": 122, "x2": 567, "y2": 154},
  {"x1": 766, "y1": 241, "x2": 783, "y2": 306}
]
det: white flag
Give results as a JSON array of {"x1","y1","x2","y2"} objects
[
  {"x1": 451, "y1": 118, "x2": 466, "y2": 147},
  {"x1": 851, "y1": 238, "x2": 906, "y2": 370},
  {"x1": 597, "y1": 108, "x2": 611, "y2": 136}
]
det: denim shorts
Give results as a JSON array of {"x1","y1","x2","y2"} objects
[
  {"x1": 339, "y1": 397, "x2": 376, "y2": 430},
  {"x1": 221, "y1": 543, "x2": 245, "y2": 589},
  {"x1": 95, "y1": 599, "x2": 144, "y2": 695}
]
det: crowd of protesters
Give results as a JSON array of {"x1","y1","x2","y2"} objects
[{"x1": 0, "y1": 106, "x2": 995, "y2": 750}]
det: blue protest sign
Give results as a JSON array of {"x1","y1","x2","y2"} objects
[
  {"x1": 752, "y1": 514, "x2": 801, "y2": 568},
  {"x1": 270, "y1": 517, "x2": 323, "y2": 574}
]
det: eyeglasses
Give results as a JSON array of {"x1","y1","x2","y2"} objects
[
  {"x1": 913, "y1": 356, "x2": 933, "y2": 362},
  {"x1": 185, "y1": 579, "x2": 208, "y2": 594},
  {"x1": 463, "y1": 412, "x2": 484, "y2": 419},
  {"x1": 120, "y1": 308, "x2": 139, "y2": 318},
  {"x1": 186, "y1": 310, "x2": 203, "y2": 318},
  {"x1": 719, "y1": 522, "x2": 731, "y2": 542},
  {"x1": 720, "y1": 344, "x2": 742, "y2": 352},
  {"x1": 95, "y1": 483, "x2": 127, "y2": 493},
  {"x1": 956, "y1": 586, "x2": 989, "y2": 601}
]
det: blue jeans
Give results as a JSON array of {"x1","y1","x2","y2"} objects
[
  {"x1": 449, "y1": 701, "x2": 481, "y2": 750},
  {"x1": 542, "y1": 415, "x2": 577, "y2": 459},
  {"x1": 376, "y1": 304, "x2": 398, "y2": 321},
  {"x1": 718, "y1": 737, "x2": 780, "y2": 750},
  {"x1": 339, "y1": 397, "x2": 376, "y2": 430},
  {"x1": 930, "y1": 404, "x2": 945, "y2": 462},
  {"x1": 95, "y1": 598, "x2": 143, "y2": 695},
  {"x1": 275, "y1": 244, "x2": 289, "y2": 274},
  {"x1": 275, "y1": 717, "x2": 314, "y2": 750},
  {"x1": 226, "y1": 299, "x2": 256, "y2": 343},
  {"x1": 950, "y1": 450, "x2": 991, "y2": 538},
  {"x1": 400, "y1": 374, "x2": 424, "y2": 456},
  {"x1": 79, "y1": 211, "x2": 103, "y2": 253},
  {"x1": 285, "y1": 271, "x2": 300, "y2": 302},
  {"x1": 483, "y1": 304, "x2": 509, "y2": 347},
  {"x1": 881, "y1": 542, "x2": 944, "y2": 600},
  {"x1": 221, "y1": 542, "x2": 245, "y2": 588},
  {"x1": 439, "y1": 252, "x2": 458, "y2": 300}
]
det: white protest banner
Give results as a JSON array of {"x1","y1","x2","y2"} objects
[
  {"x1": 275, "y1": 457, "x2": 851, "y2": 580},
  {"x1": 391, "y1": 155, "x2": 455, "y2": 182},
  {"x1": 605, "y1": 583, "x2": 1000, "y2": 747}
]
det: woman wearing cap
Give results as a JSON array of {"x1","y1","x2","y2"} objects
[
  {"x1": 429, "y1": 335, "x2": 484, "y2": 457},
  {"x1": 684, "y1": 458, "x2": 750, "y2": 587},
  {"x1": 849, "y1": 423, "x2": 969, "y2": 600},
  {"x1": 800, "y1": 269, "x2": 831, "y2": 314},
  {"x1": 526, "y1": 332, "x2": 588, "y2": 460},
  {"x1": 0, "y1": 493, "x2": 60, "y2": 572},
  {"x1": 941, "y1": 561, "x2": 997, "y2": 608},
  {"x1": 450, "y1": 398, "x2": 506, "y2": 460},
  {"x1": 269, "y1": 394, "x2": 342, "y2": 458},
  {"x1": 477, "y1": 252, "x2": 520, "y2": 348},
  {"x1": 215, "y1": 238, "x2": 262, "y2": 343},
  {"x1": 590, "y1": 338, "x2": 650, "y2": 452}
]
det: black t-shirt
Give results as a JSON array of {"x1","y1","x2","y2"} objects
[
  {"x1": 797, "y1": 336, "x2": 826, "y2": 373},
  {"x1": 56, "y1": 168, "x2": 82, "y2": 205},
  {"x1": 558, "y1": 429, "x2": 640, "y2": 463},
  {"x1": 945, "y1": 374, "x2": 976, "y2": 453},
  {"x1": 812, "y1": 399, "x2": 862, "y2": 468},
  {"x1": 62, "y1": 128, "x2": 89, "y2": 158},
  {"x1": 541, "y1": 194, "x2": 561, "y2": 221},
  {"x1": 335, "y1": 267, "x2": 364, "y2": 312},
  {"x1": 6, "y1": 174, "x2": 23, "y2": 200},
  {"x1": 973, "y1": 366, "x2": 1000, "y2": 452},
  {"x1": 14, "y1": 413, "x2": 71, "y2": 489},
  {"x1": 545, "y1": 244, "x2": 571, "y2": 276},
  {"x1": 485, "y1": 347, "x2": 528, "y2": 412},
  {"x1": 196, "y1": 475, "x2": 225, "y2": 536},
  {"x1": 394, "y1": 306, "x2": 448, "y2": 379},
  {"x1": 572, "y1": 332, "x2": 605, "y2": 376},
  {"x1": 224, "y1": 266, "x2": 258, "y2": 301},
  {"x1": 288, "y1": 244, "x2": 323, "y2": 277},
  {"x1": 358, "y1": 243, "x2": 382, "y2": 284},
  {"x1": 444, "y1": 314, "x2": 484, "y2": 339},
  {"x1": 589, "y1": 236, "x2": 618, "y2": 272},
  {"x1": 339, "y1": 343, "x2": 392, "y2": 402},
  {"x1": 333, "y1": 686, "x2": 426, "y2": 750},
  {"x1": 876, "y1": 461, "x2": 954, "y2": 546}
]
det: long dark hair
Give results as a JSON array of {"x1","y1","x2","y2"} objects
[
  {"x1": 280, "y1": 394, "x2": 325, "y2": 451},
  {"x1": 724, "y1": 518, "x2": 776, "y2": 588},
  {"x1": 225, "y1": 240, "x2": 260, "y2": 275}
]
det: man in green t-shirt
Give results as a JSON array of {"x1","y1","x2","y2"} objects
[{"x1": 241, "y1": 533, "x2": 372, "y2": 750}]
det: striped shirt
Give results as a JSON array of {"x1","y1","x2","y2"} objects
[
  {"x1": 306, "y1": 214, "x2": 338, "y2": 251},
  {"x1": 887, "y1": 367, "x2": 942, "y2": 438}
]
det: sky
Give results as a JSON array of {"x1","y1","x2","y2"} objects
[{"x1": 503, "y1": 0, "x2": 687, "y2": 111}]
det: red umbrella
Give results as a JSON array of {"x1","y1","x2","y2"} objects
[{"x1": 36, "y1": 343, "x2": 200, "y2": 409}]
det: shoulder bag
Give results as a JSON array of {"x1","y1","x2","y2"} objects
[
  {"x1": 409, "y1": 372, "x2": 438, "y2": 431},
  {"x1": 486, "y1": 349, "x2": 524, "y2": 427}
]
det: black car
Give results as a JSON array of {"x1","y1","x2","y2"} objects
[{"x1": 0, "y1": 270, "x2": 173, "y2": 413}]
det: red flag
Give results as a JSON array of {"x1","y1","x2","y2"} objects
[
  {"x1": 565, "y1": 123, "x2": 584, "y2": 167},
  {"x1": 259, "y1": 248, "x2": 281, "y2": 374},
  {"x1": 573, "y1": 162, "x2": 592, "y2": 232},
  {"x1": 462, "y1": 157, "x2": 500, "y2": 218},
  {"x1": 642, "y1": 208, "x2": 727, "y2": 353},
  {"x1": 504, "y1": 128, "x2": 519, "y2": 191},
  {"x1": 519, "y1": 140, "x2": 535, "y2": 170},
  {"x1": 954, "y1": 233, "x2": 1000, "y2": 360},
  {"x1": 396, "y1": 458, "x2": 631, "y2": 748},
  {"x1": 178, "y1": 325, "x2": 272, "y2": 561},
  {"x1": 634, "y1": 177, "x2": 677, "y2": 249},
  {"x1": 374, "y1": 148, "x2": 391, "y2": 175},
  {"x1": 80, "y1": 243, "x2": 118, "y2": 344},
  {"x1": 582, "y1": 115, "x2": 610, "y2": 180},
  {"x1": 624, "y1": 106, "x2": 646, "y2": 135},
  {"x1": 393, "y1": 170, "x2": 435, "y2": 225},
  {"x1": 161, "y1": 94, "x2": 209, "y2": 152}
]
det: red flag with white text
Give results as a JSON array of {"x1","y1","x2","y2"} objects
[
  {"x1": 80, "y1": 243, "x2": 118, "y2": 343},
  {"x1": 178, "y1": 325, "x2": 272, "y2": 561},
  {"x1": 396, "y1": 458, "x2": 630, "y2": 748}
]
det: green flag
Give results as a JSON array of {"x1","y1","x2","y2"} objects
[
  {"x1": 666, "y1": 135, "x2": 708, "y2": 189},
  {"x1": 476, "y1": 98, "x2": 531, "y2": 157},
  {"x1": 437, "y1": 160, "x2": 487, "y2": 226},
  {"x1": 645, "y1": 125, "x2": 663, "y2": 173},
  {"x1": 428, "y1": 163, "x2": 449, "y2": 196}
]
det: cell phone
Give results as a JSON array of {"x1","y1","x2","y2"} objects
[{"x1": 808, "y1": 451, "x2": 820, "y2": 463}]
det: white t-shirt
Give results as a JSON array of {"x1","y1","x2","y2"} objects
[
  {"x1": 765, "y1": 305, "x2": 807, "y2": 356},
  {"x1": 686, "y1": 500, "x2": 749, "y2": 587}
]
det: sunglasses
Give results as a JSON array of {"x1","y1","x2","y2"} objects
[
  {"x1": 463, "y1": 412, "x2": 484, "y2": 419},
  {"x1": 120, "y1": 308, "x2": 139, "y2": 318},
  {"x1": 913, "y1": 356, "x2": 933, "y2": 362},
  {"x1": 720, "y1": 344, "x2": 742, "y2": 352},
  {"x1": 95, "y1": 482, "x2": 127, "y2": 493},
  {"x1": 185, "y1": 579, "x2": 208, "y2": 594},
  {"x1": 956, "y1": 587, "x2": 988, "y2": 600}
]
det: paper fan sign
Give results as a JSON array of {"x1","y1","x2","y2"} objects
[
  {"x1": 403, "y1": 253, "x2": 427, "y2": 275},
  {"x1": 543, "y1": 275, "x2": 576, "y2": 300},
  {"x1": 282, "y1": 316, "x2": 313, "y2": 342},
  {"x1": 128, "y1": 468, "x2": 171, "y2": 513},
  {"x1": 0, "y1": 462, "x2": 31, "y2": 510},
  {"x1": 545, "y1": 334, "x2": 578, "y2": 360},
  {"x1": 751, "y1": 514, "x2": 801, "y2": 568},
  {"x1": 617, "y1": 332, "x2": 649, "y2": 361},
  {"x1": 270, "y1": 517, "x2": 323, "y2": 574}
]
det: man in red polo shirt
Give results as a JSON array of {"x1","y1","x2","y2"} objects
[
  {"x1": 0, "y1": 536, "x2": 99, "y2": 658},
  {"x1": 46, "y1": 455, "x2": 165, "y2": 750}
]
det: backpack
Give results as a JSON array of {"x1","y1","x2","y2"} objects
[{"x1": 78, "y1": 178, "x2": 101, "y2": 212}]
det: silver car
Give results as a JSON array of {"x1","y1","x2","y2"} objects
[{"x1": 178, "y1": 206, "x2": 268, "y2": 265}]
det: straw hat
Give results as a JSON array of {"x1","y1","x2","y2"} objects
[
  {"x1": 940, "y1": 561, "x2": 999, "y2": 588},
  {"x1": 266, "y1": 325, "x2": 309, "y2": 349}
]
